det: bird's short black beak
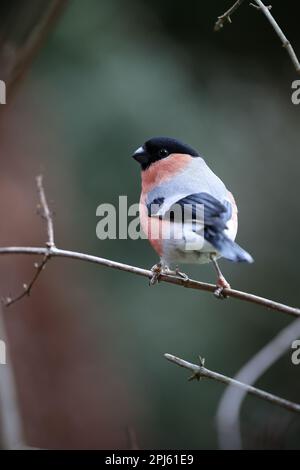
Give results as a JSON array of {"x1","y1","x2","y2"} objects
[{"x1": 132, "y1": 146, "x2": 148, "y2": 165}]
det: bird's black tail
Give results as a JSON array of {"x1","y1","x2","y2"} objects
[{"x1": 211, "y1": 233, "x2": 254, "y2": 263}]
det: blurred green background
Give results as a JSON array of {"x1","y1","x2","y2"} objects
[{"x1": 1, "y1": 0, "x2": 300, "y2": 449}]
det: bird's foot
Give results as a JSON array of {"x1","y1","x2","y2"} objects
[
  {"x1": 149, "y1": 263, "x2": 162, "y2": 286},
  {"x1": 214, "y1": 276, "x2": 230, "y2": 300},
  {"x1": 149, "y1": 264, "x2": 189, "y2": 286},
  {"x1": 162, "y1": 266, "x2": 189, "y2": 282},
  {"x1": 173, "y1": 266, "x2": 189, "y2": 282}
]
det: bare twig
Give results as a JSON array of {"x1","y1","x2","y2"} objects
[
  {"x1": 0, "y1": 245, "x2": 299, "y2": 318},
  {"x1": 3, "y1": 176, "x2": 55, "y2": 307},
  {"x1": 4, "y1": 255, "x2": 48, "y2": 308},
  {"x1": 216, "y1": 318, "x2": 300, "y2": 449},
  {"x1": 0, "y1": 177, "x2": 299, "y2": 317},
  {"x1": 214, "y1": 0, "x2": 245, "y2": 32},
  {"x1": 0, "y1": 0, "x2": 68, "y2": 101},
  {"x1": 215, "y1": 0, "x2": 300, "y2": 75},
  {"x1": 36, "y1": 175, "x2": 55, "y2": 248},
  {"x1": 164, "y1": 353, "x2": 300, "y2": 414},
  {"x1": 251, "y1": 0, "x2": 300, "y2": 74}
]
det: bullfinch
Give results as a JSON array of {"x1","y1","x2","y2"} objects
[{"x1": 133, "y1": 137, "x2": 253, "y2": 297}]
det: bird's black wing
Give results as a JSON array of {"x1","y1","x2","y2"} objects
[
  {"x1": 147, "y1": 192, "x2": 231, "y2": 229},
  {"x1": 146, "y1": 192, "x2": 253, "y2": 263}
]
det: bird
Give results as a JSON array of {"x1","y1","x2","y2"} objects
[{"x1": 132, "y1": 137, "x2": 253, "y2": 297}]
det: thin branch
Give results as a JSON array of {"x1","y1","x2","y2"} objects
[
  {"x1": 214, "y1": 0, "x2": 245, "y2": 32},
  {"x1": 0, "y1": 177, "x2": 299, "y2": 318},
  {"x1": 0, "y1": 246, "x2": 299, "y2": 318},
  {"x1": 36, "y1": 175, "x2": 55, "y2": 248},
  {"x1": 251, "y1": 0, "x2": 300, "y2": 74},
  {"x1": 4, "y1": 255, "x2": 48, "y2": 308},
  {"x1": 216, "y1": 318, "x2": 300, "y2": 449},
  {"x1": 0, "y1": 0, "x2": 68, "y2": 101},
  {"x1": 3, "y1": 176, "x2": 55, "y2": 307},
  {"x1": 215, "y1": 0, "x2": 300, "y2": 75},
  {"x1": 164, "y1": 353, "x2": 300, "y2": 415}
]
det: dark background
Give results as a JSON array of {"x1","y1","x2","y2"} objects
[{"x1": 0, "y1": 0, "x2": 299, "y2": 449}]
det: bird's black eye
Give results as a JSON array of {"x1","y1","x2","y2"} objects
[{"x1": 158, "y1": 148, "x2": 169, "y2": 158}]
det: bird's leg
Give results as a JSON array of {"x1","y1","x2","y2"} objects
[{"x1": 210, "y1": 256, "x2": 230, "y2": 299}]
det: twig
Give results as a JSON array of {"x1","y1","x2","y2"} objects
[
  {"x1": 3, "y1": 176, "x2": 55, "y2": 307},
  {"x1": 4, "y1": 255, "x2": 48, "y2": 307},
  {"x1": 0, "y1": 177, "x2": 299, "y2": 318},
  {"x1": 215, "y1": 0, "x2": 300, "y2": 75},
  {"x1": 214, "y1": 0, "x2": 245, "y2": 32},
  {"x1": 36, "y1": 175, "x2": 55, "y2": 248},
  {"x1": 164, "y1": 353, "x2": 300, "y2": 414},
  {"x1": 0, "y1": 245, "x2": 299, "y2": 318},
  {"x1": 1, "y1": 0, "x2": 68, "y2": 101},
  {"x1": 216, "y1": 318, "x2": 300, "y2": 449},
  {"x1": 251, "y1": 0, "x2": 300, "y2": 74}
]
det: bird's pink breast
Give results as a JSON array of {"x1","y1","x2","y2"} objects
[
  {"x1": 141, "y1": 154, "x2": 191, "y2": 193},
  {"x1": 139, "y1": 193, "x2": 164, "y2": 256},
  {"x1": 139, "y1": 154, "x2": 191, "y2": 256}
]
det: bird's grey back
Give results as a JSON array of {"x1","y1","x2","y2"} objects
[{"x1": 146, "y1": 157, "x2": 228, "y2": 211}]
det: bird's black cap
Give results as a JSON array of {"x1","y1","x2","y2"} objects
[{"x1": 132, "y1": 136, "x2": 199, "y2": 170}]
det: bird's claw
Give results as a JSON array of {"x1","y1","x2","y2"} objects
[
  {"x1": 149, "y1": 264, "x2": 189, "y2": 286},
  {"x1": 214, "y1": 286, "x2": 227, "y2": 299},
  {"x1": 174, "y1": 266, "x2": 189, "y2": 282},
  {"x1": 214, "y1": 276, "x2": 230, "y2": 300},
  {"x1": 149, "y1": 264, "x2": 162, "y2": 286},
  {"x1": 164, "y1": 266, "x2": 189, "y2": 282}
]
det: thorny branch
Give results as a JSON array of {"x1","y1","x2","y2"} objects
[
  {"x1": 4, "y1": 175, "x2": 54, "y2": 307},
  {"x1": 0, "y1": 177, "x2": 300, "y2": 318},
  {"x1": 252, "y1": 0, "x2": 300, "y2": 74},
  {"x1": 36, "y1": 174, "x2": 55, "y2": 248},
  {"x1": 0, "y1": 246, "x2": 299, "y2": 317},
  {"x1": 214, "y1": 0, "x2": 245, "y2": 32},
  {"x1": 2, "y1": 178, "x2": 300, "y2": 427},
  {"x1": 215, "y1": 0, "x2": 300, "y2": 75},
  {"x1": 4, "y1": 255, "x2": 49, "y2": 307},
  {"x1": 164, "y1": 353, "x2": 300, "y2": 415},
  {"x1": 216, "y1": 318, "x2": 300, "y2": 449}
]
